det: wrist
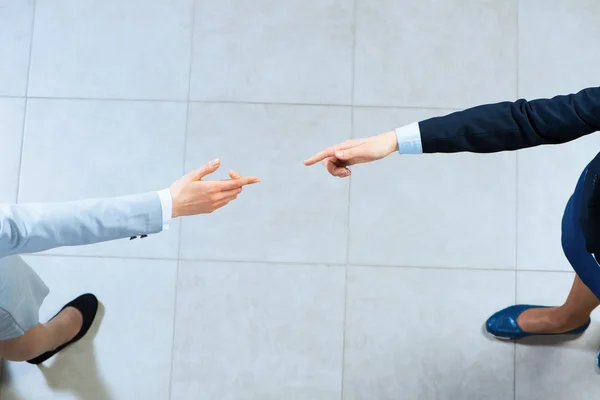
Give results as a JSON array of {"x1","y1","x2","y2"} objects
[
  {"x1": 169, "y1": 186, "x2": 180, "y2": 218},
  {"x1": 383, "y1": 131, "x2": 398, "y2": 156},
  {"x1": 156, "y1": 188, "x2": 175, "y2": 230},
  {"x1": 394, "y1": 121, "x2": 423, "y2": 155}
]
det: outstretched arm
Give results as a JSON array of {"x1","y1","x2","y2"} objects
[
  {"x1": 0, "y1": 192, "x2": 165, "y2": 257},
  {"x1": 0, "y1": 159, "x2": 260, "y2": 258},
  {"x1": 305, "y1": 87, "x2": 600, "y2": 177}
]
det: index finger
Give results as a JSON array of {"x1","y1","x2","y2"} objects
[
  {"x1": 216, "y1": 176, "x2": 260, "y2": 190},
  {"x1": 304, "y1": 142, "x2": 354, "y2": 166}
]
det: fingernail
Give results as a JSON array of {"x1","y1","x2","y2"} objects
[
  {"x1": 211, "y1": 158, "x2": 220, "y2": 165},
  {"x1": 335, "y1": 151, "x2": 343, "y2": 157}
]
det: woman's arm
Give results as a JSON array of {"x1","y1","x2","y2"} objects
[
  {"x1": 0, "y1": 192, "x2": 164, "y2": 257},
  {"x1": 0, "y1": 159, "x2": 260, "y2": 258},
  {"x1": 304, "y1": 87, "x2": 600, "y2": 177}
]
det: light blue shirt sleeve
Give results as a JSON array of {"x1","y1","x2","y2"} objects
[
  {"x1": 395, "y1": 122, "x2": 423, "y2": 154},
  {"x1": 0, "y1": 192, "x2": 166, "y2": 258},
  {"x1": 157, "y1": 188, "x2": 173, "y2": 230}
]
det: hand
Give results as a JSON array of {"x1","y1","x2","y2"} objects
[
  {"x1": 169, "y1": 159, "x2": 260, "y2": 217},
  {"x1": 303, "y1": 131, "x2": 398, "y2": 178}
]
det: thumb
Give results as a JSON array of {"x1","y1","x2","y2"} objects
[
  {"x1": 335, "y1": 147, "x2": 359, "y2": 161},
  {"x1": 186, "y1": 158, "x2": 221, "y2": 181}
]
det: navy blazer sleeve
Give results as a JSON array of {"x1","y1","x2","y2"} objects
[{"x1": 418, "y1": 86, "x2": 600, "y2": 154}]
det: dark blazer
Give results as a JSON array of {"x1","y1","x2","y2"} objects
[{"x1": 417, "y1": 86, "x2": 600, "y2": 253}]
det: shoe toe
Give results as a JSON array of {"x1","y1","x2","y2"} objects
[
  {"x1": 485, "y1": 311, "x2": 515, "y2": 337},
  {"x1": 485, "y1": 313, "x2": 500, "y2": 334},
  {"x1": 485, "y1": 305, "x2": 530, "y2": 339},
  {"x1": 81, "y1": 293, "x2": 99, "y2": 311}
]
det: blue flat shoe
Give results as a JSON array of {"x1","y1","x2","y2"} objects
[{"x1": 485, "y1": 304, "x2": 591, "y2": 340}]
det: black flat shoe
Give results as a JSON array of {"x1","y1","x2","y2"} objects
[{"x1": 27, "y1": 293, "x2": 99, "y2": 365}]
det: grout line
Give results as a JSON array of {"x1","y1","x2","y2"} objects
[
  {"x1": 340, "y1": 266, "x2": 349, "y2": 400},
  {"x1": 514, "y1": 159, "x2": 519, "y2": 399},
  {"x1": 168, "y1": 1, "x2": 197, "y2": 397},
  {"x1": 15, "y1": 0, "x2": 38, "y2": 203},
  {"x1": 173, "y1": 261, "x2": 573, "y2": 275},
  {"x1": 513, "y1": 269, "x2": 518, "y2": 400},
  {"x1": 514, "y1": 166, "x2": 518, "y2": 397},
  {"x1": 341, "y1": 128, "x2": 351, "y2": 395},
  {"x1": 514, "y1": 0, "x2": 520, "y2": 302},
  {"x1": 16, "y1": 101, "x2": 29, "y2": 203},
  {"x1": 22, "y1": 253, "x2": 579, "y2": 274},
  {"x1": 341, "y1": 135, "x2": 351, "y2": 396},
  {"x1": 352, "y1": 105, "x2": 461, "y2": 112},
  {"x1": 341, "y1": 0, "x2": 358, "y2": 397},
  {"x1": 0, "y1": 94, "x2": 462, "y2": 112},
  {"x1": 23, "y1": 95, "x2": 188, "y2": 104},
  {"x1": 514, "y1": 0, "x2": 520, "y2": 273},
  {"x1": 25, "y1": 252, "x2": 179, "y2": 262},
  {"x1": 512, "y1": 32, "x2": 519, "y2": 374},
  {"x1": 514, "y1": 154, "x2": 519, "y2": 271},
  {"x1": 515, "y1": 0, "x2": 520, "y2": 100},
  {"x1": 24, "y1": 0, "x2": 37, "y2": 97}
]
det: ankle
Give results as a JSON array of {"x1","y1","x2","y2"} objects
[{"x1": 551, "y1": 308, "x2": 589, "y2": 328}]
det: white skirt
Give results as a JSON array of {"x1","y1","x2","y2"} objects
[{"x1": 0, "y1": 256, "x2": 49, "y2": 340}]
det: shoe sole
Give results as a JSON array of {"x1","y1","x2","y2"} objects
[
  {"x1": 489, "y1": 331, "x2": 586, "y2": 341},
  {"x1": 491, "y1": 335, "x2": 513, "y2": 340}
]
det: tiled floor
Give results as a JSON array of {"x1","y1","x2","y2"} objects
[{"x1": 1, "y1": 0, "x2": 599, "y2": 399}]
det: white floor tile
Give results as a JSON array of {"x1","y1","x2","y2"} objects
[
  {"x1": 518, "y1": 0, "x2": 600, "y2": 99},
  {"x1": 344, "y1": 266, "x2": 515, "y2": 400},
  {"x1": 354, "y1": 0, "x2": 517, "y2": 108},
  {"x1": 171, "y1": 261, "x2": 345, "y2": 400},
  {"x1": 0, "y1": 0, "x2": 33, "y2": 96},
  {"x1": 0, "y1": 98, "x2": 25, "y2": 203},
  {"x1": 190, "y1": 0, "x2": 354, "y2": 105},
  {"x1": 28, "y1": 0, "x2": 193, "y2": 100}
]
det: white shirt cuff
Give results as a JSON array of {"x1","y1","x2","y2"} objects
[
  {"x1": 395, "y1": 121, "x2": 423, "y2": 154},
  {"x1": 157, "y1": 189, "x2": 173, "y2": 231}
]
